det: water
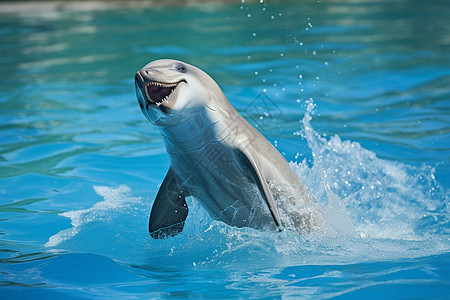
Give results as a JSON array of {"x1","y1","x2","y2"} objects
[{"x1": 1, "y1": 0, "x2": 449, "y2": 298}]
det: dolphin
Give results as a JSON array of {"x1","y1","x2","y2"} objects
[{"x1": 134, "y1": 59, "x2": 321, "y2": 239}]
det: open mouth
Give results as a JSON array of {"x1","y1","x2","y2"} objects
[{"x1": 145, "y1": 81, "x2": 183, "y2": 107}]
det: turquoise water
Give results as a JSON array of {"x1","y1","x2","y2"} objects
[{"x1": 1, "y1": 0, "x2": 449, "y2": 298}]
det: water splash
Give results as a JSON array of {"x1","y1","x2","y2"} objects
[
  {"x1": 45, "y1": 185, "x2": 138, "y2": 247},
  {"x1": 295, "y1": 100, "x2": 449, "y2": 241}
]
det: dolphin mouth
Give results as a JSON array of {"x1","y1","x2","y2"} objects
[{"x1": 145, "y1": 81, "x2": 184, "y2": 107}]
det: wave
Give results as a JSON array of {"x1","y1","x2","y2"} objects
[{"x1": 45, "y1": 185, "x2": 139, "y2": 248}]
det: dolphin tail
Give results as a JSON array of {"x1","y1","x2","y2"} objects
[{"x1": 149, "y1": 167, "x2": 189, "y2": 239}]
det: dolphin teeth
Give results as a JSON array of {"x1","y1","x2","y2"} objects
[{"x1": 145, "y1": 81, "x2": 180, "y2": 106}]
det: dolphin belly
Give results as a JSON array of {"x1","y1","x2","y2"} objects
[{"x1": 168, "y1": 141, "x2": 277, "y2": 230}]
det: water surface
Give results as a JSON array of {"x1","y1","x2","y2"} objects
[{"x1": 0, "y1": 0, "x2": 449, "y2": 298}]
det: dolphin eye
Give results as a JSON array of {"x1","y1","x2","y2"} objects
[{"x1": 174, "y1": 63, "x2": 186, "y2": 73}]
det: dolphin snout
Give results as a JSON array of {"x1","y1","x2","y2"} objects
[
  {"x1": 138, "y1": 68, "x2": 158, "y2": 81},
  {"x1": 134, "y1": 72, "x2": 142, "y2": 83},
  {"x1": 135, "y1": 69, "x2": 148, "y2": 82},
  {"x1": 135, "y1": 69, "x2": 153, "y2": 90}
]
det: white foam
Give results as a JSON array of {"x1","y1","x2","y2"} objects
[
  {"x1": 45, "y1": 185, "x2": 138, "y2": 247},
  {"x1": 295, "y1": 100, "x2": 449, "y2": 242},
  {"x1": 323, "y1": 182, "x2": 356, "y2": 237}
]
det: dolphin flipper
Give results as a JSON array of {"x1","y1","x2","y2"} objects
[
  {"x1": 237, "y1": 150, "x2": 282, "y2": 230},
  {"x1": 149, "y1": 167, "x2": 189, "y2": 239}
]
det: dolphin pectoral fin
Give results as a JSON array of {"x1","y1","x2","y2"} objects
[
  {"x1": 238, "y1": 150, "x2": 282, "y2": 230},
  {"x1": 149, "y1": 168, "x2": 189, "y2": 239}
]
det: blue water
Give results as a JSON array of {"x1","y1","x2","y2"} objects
[{"x1": 1, "y1": 0, "x2": 449, "y2": 298}]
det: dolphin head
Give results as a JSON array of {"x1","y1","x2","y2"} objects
[{"x1": 135, "y1": 59, "x2": 223, "y2": 126}]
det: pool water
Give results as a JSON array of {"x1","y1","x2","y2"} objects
[{"x1": 1, "y1": 0, "x2": 449, "y2": 298}]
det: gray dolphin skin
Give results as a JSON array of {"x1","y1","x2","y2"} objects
[{"x1": 135, "y1": 59, "x2": 320, "y2": 239}]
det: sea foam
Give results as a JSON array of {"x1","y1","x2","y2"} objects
[{"x1": 45, "y1": 185, "x2": 138, "y2": 247}]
